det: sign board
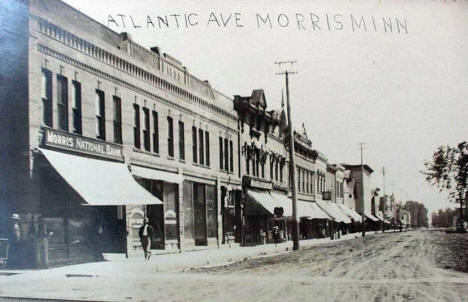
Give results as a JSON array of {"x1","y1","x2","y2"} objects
[
  {"x1": 42, "y1": 127, "x2": 124, "y2": 161},
  {"x1": 274, "y1": 207, "x2": 284, "y2": 218},
  {"x1": 248, "y1": 177, "x2": 273, "y2": 190},
  {"x1": 322, "y1": 191, "x2": 332, "y2": 200}
]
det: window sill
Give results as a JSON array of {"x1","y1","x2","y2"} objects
[
  {"x1": 167, "y1": 156, "x2": 175, "y2": 161},
  {"x1": 194, "y1": 163, "x2": 211, "y2": 169},
  {"x1": 132, "y1": 147, "x2": 160, "y2": 158}
]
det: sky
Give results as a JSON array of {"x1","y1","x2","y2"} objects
[{"x1": 62, "y1": 0, "x2": 468, "y2": 217}]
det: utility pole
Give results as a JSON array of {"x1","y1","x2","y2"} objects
[
  {"x1": 275, "y1": 60, "x2": 299, "y2": 251},
  {"x1": 382, "y1": 167, "x2": 386, "y2": 233},
  {"x1": 359, "y1": 142, "x2": 366, "y2": 237}
]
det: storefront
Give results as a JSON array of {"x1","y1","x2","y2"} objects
[
  {"x1": 182, "y1": 180, "x2": 217, "y2": 247},
  {"x1": 35, "y1": 127, "x2": 162, "y2": 266},
  {"x1": 364, "y1": 211, "x2": 380, "y2": 231},
  {"x1": 131, "y1": 166, "x2": 183, "y2": 250},
  {"x1": 337, "y1": 203, "x2": 362, "y2": 233},
  {"x1": 242, "y1": 176, "x2": 292, "y2": 245},
  {"x1": 297, "y1": 201, "x2": 331, "y2": 239},
  {"x1": 316, "y1": 200, "x2": 351, "y2": 239},
  {"x1": 220, "y1": 186, "x2": 242, "y2": 245}
]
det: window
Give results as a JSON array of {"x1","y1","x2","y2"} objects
[
  {"x1": 205, "y1": 131, "x2": 210, "y2": 166},
  {"x1": 198, "y1": 129, "x2": 204, "y2": 165},
  {"x1": 229, "y1": 140, "x2": 234, "y2": 172},
  {"x1": 95, "y1": 90, "x2": 105, "y2": 140},
  {"x1": 252, "y1": 153, "x2": 256, "y2": 177},
  {"x1": 280, "y1": 163, "x2": 283, "y2": 183},
  {"x1": 113, "y1": 96, "x2": 122, "y2": 144},
  {"x1": 57, "y1": 75, "x2": 68, "y2": 131},
  {"x1": 219, "y1": 137, "x2": 223, "y2": 170},
  {"x1": 71, "y1": 81, "x2": 82, "y2": 134},
  {"x1": 152, "y1": 111, "x2": 159, "y2": 153},
  {"x1": 133, "y1": 104, "x2": 140, "y2": 149},
  {"x1": 41, "y1": 69, "x2": 53, "y2": 127},
  {"x1": 270, "y1": 161, "x2": 274, "y2": 180},
  {"x1": 179, "y1": 121, "x2": 185, "y2": 160},
  {"x1": 167, "y1": 116, "x2": 174, "y2": 157},
  {"x1": 255, "y1": 150, "x2": 259, "y2": 177},
  {"x1": 275, "y1": 162, "x2": 279, "y2": 181},
  {"x1": 311, "y1": 173, "x2": 315, "y2": 194},
  {"x1": 224, "y1": 138, "x2": 229, "y2": 172},
  {"x1": 304, "y1": 170, "x2": 307, "y2": 193},
  {"x1": 246, "y1": 157, "x2": 250, "y2": 175},
  {"x1": 140, "y1": 108, "x2": 150, "y2": 151},
  {"x1": 192, "y1": 126, "x2": 197, "y2": 163}
]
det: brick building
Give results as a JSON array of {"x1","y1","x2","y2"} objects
[
  {"x1": 1, "y1": 0, "x2": 240, "y2": 266},
  {"x1": 1, "y1": 0, "x2": 369, "y2": 267}
]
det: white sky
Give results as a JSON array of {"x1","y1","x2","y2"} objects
[{"x1": 63, "y1": 0, "x2": 468, "y2": 216}]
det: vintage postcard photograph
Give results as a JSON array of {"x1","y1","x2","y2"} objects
[{"x1": 0, "y1": 0, "x2": 467, "y2": 301}]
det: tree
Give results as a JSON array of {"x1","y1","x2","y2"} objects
[{"x1": 423, "y1": 142, "x2": 468, "y2": 231}]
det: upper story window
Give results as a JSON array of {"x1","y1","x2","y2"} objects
[
  {"x1": 198, "y1": 129, "x2": 204, "y2": 165},
  {"x1": 219, "y1": 137, "x2": 223, "y2": 170},
  {"x1": 224, "y1": 138, "x2": 229, "y2": 172},
  {"x1": 229, "y1": 140, "x2": 234, "y2": 172},
  {"x1": 179, "y1": 121, "x2": 185, "y2": 160},
  {"x1": 95, "y1": 90, "x2": 105, "y2": 140},
  {"x1": 205, "y1": 131, "x2": 210, "y2": 166},
  {"x1": 133, "y1": 104, "x2": 140, "y2": 149},
  {"x1": 41, "y1": 69, "x2": 53, "y2": 127},
  {"x1": 143, "y1": 108, "x2": 150, "y2": 151},
  {"x1": 152, "y1": 111, "x2": 159, "y2": 153},
  {"x1": 167, "y1": 116, "x2": 174, "y2": 157},
  {"x1": 280, "y1": 163, "x2": 284, "y2": 183},
  {"x1": 57, "y1": 75, "x2": 68, "y2": 131},
  {"x1": 192, "y1": 126, "x2": 198, "y2": 163},
  {"x1": 113, "y1": 96, "x2": 122, "y2": 144},
  {"x1": 71, "y1": 81, "x2": 82, "y2": 135}
]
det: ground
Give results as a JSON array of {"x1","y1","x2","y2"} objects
[{"x1": 1, "y1": 230, "x2": 467, "y2": 302}]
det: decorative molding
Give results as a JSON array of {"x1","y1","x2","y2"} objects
[
  {"x1": 34, "y1": 15, "x2": 237, "y2": 122},
  {"x1": 37, "y1": 43, "x2": 239, "y2": 134}
]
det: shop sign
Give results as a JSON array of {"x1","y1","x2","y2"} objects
[
  {"x1": 249, "y1": 178, "x2": 273, "y2": 190},
  {"x1": 130, "y1": 211, "x2": 144, "y2": 227},
  {"x1": 322, "y1": 191, "x2": 332, "y2": 200},
  {"x1": 42, "y1": 127, "x2": 123, "y2": 161},
  {"x1": 274, "y1": 207, "x2": 284, "y2": 218},
  {"x1": 164, "y1": 210, "x2": 177, "y2": 225}
]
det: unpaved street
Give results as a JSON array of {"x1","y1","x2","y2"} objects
[{"x1": 1, "y1": 230, "x2": 467, "y2": 302}]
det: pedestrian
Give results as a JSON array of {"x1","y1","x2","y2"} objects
[
  {"x1": 94, "y1": 218, "x2": 105, "y2": 261},
  {"x1": 35, "y1": 217, "x2": 52, "y2": 269},
  {"x1": 7, "y1": 214, "x2": 21, "y2": 269},
  {"x1": 272, "y1": 226, "x2": 280, "y2": 246},
  {"x1": 138, "y1": 217, "x2": 154, "y2": 260}
]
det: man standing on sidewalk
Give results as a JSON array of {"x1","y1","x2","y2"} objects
[
  {"x1": 139, "y1": 218, "x2": 154, "y2": 260},
  {"x1": 35, "y1": 217, "x2": 52, "y2": 269},
  {"x1": 7, "y1": 214, "x2": 22, "y2": 268}
]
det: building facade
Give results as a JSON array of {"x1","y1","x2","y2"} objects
[
  {"x1": 1, "y1": 0, "x2": 241, "y2": 266},
  {"x1": 1, "y1": 0, "x2": 380, "y2": 267}
]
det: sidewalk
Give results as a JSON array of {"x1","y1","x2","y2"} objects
[
  {"x1": 0, "y1": 233, "x2": 370, "y2": 282},
  {"x1": 0, "y1": 232, "x2": 413, "y2": 302}
]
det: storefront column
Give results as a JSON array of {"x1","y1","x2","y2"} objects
[
  {"x1": 178, "y1": 169, "x2": 184, "y2": 251},
  {"x1": 216, "y1": 176, "x2": 222, "y2": 247}
]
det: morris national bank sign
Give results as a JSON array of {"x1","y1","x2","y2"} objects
[{"x1": 42, "y1": 127, "x2": 124, "y2": 161}]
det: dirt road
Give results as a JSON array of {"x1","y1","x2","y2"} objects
[{"x1": 1, "y1": 230, "x2": 467, "y2": 302}]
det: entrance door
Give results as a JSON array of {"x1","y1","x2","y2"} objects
[
  {"x1": 96, "y1": 206, "x2": 126, "y2": 253},
  {"x1": 144, "y1": 180, "x2": 164, "y2": 249},
  {"x1": 193, "y1": 183, "x2": 207, "y2": 245},
  {"x1": 163, "y1": 183, "x2": 178, "y2": 245}
]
